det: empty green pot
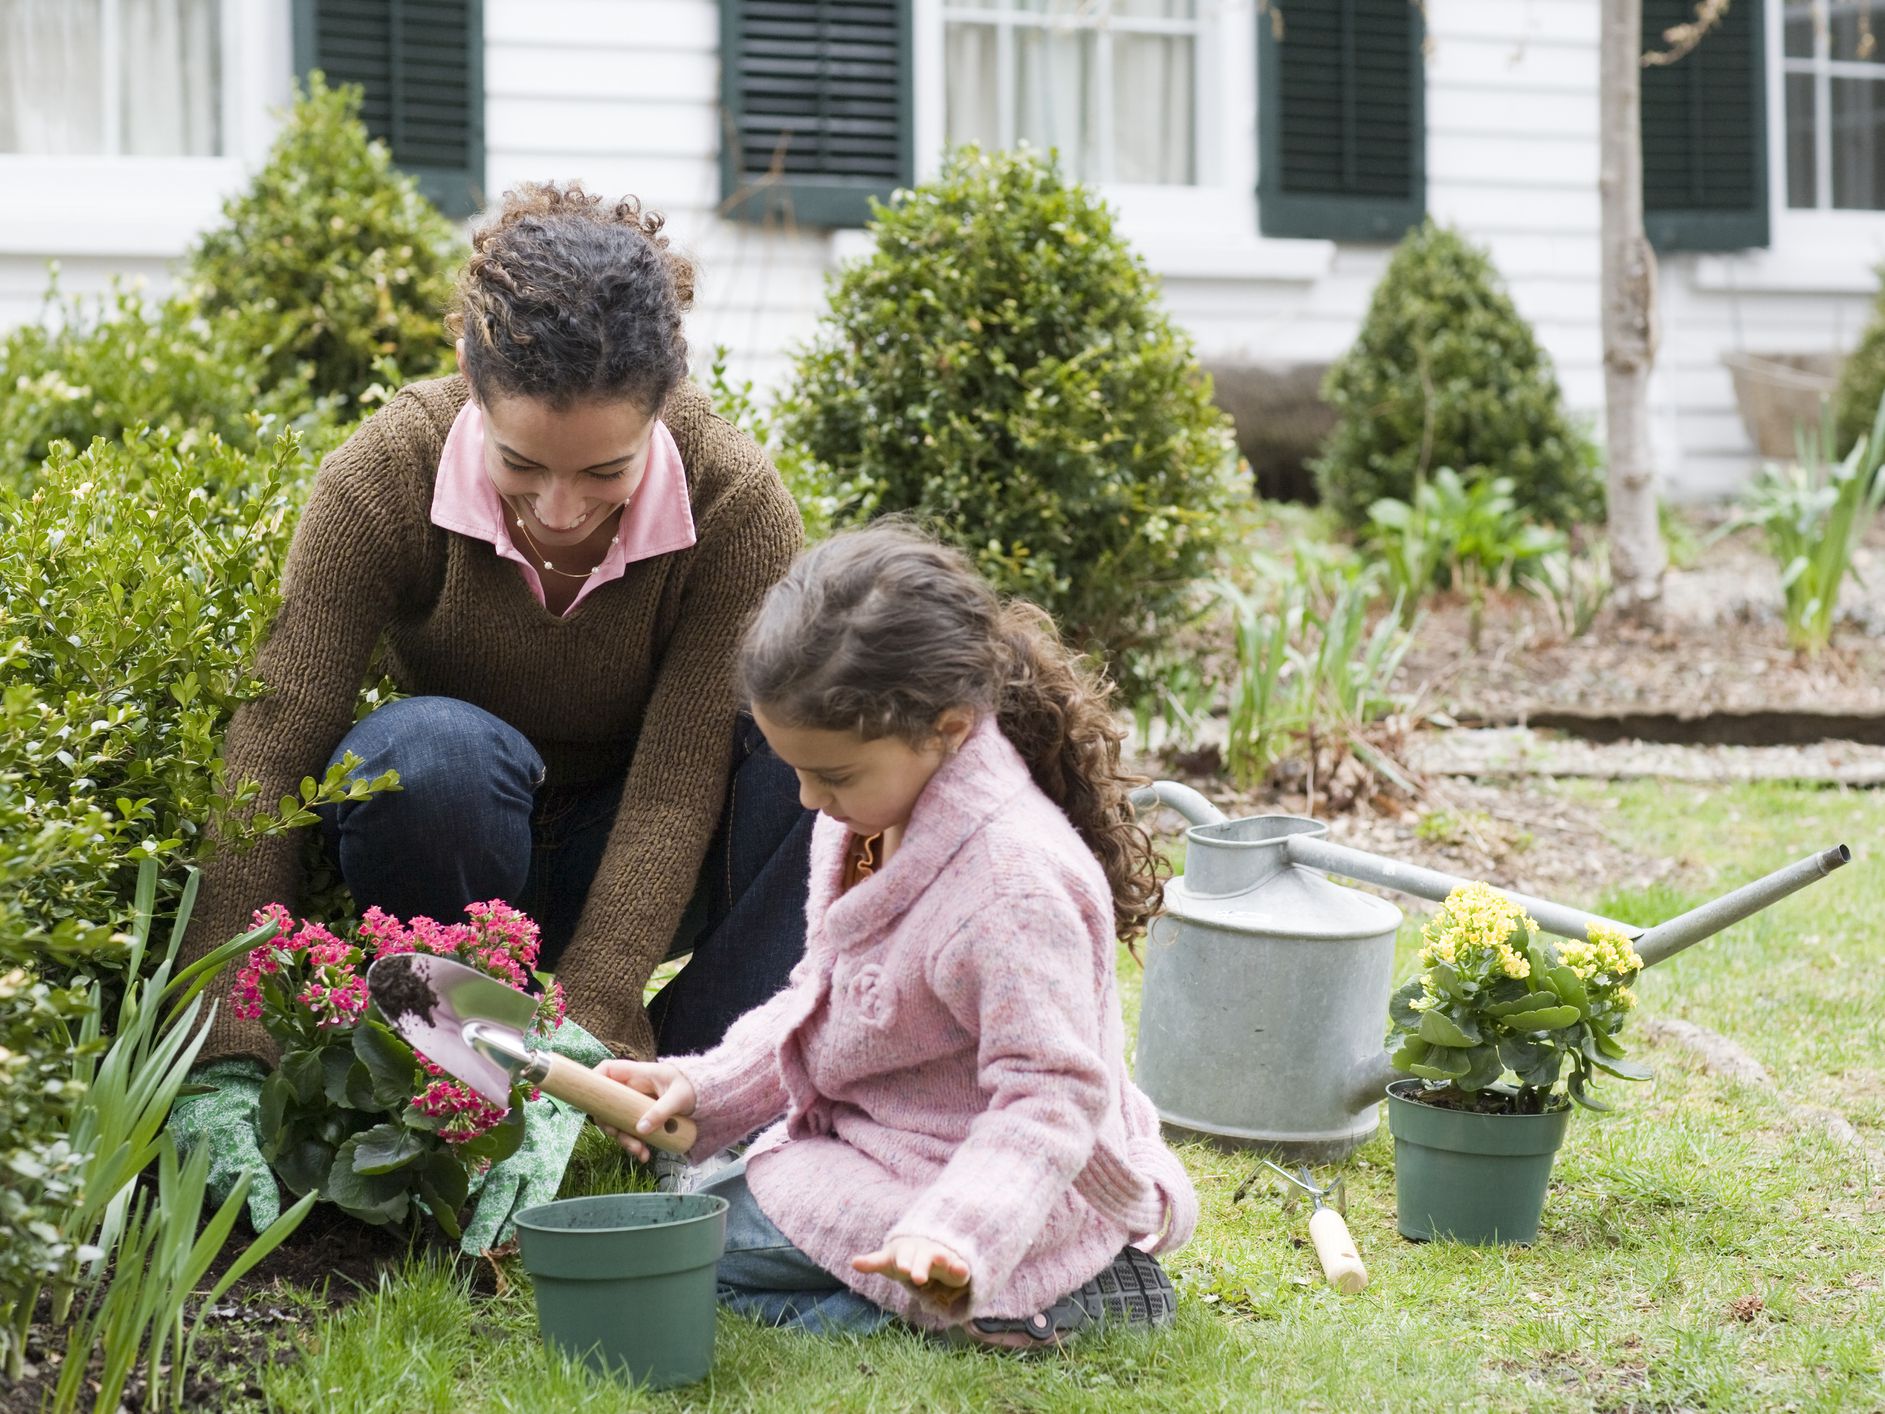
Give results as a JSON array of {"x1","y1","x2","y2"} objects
[
  {"x1": 515, "y1": 1192, "x2": 728, "y2": 1389},
  {"x1": 1387, "y1": 1081, "x2": 1572, "y2": 1245}
]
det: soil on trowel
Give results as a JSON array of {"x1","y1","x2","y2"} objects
[{"x1": 369, "y1": 954, "x2": 439, "y2": 1028}]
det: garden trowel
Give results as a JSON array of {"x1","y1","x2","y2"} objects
[{"x1": 366, "y1": 953, "x2": 698, "y2": 1156}]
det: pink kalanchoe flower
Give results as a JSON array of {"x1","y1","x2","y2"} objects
[{"x1": 358, "y1": 906, "x2": 412, "y2": 957}]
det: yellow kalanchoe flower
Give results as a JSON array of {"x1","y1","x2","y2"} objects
[{"x1": 1419, "y1": 882, "x2": 1534, "y2": 979}]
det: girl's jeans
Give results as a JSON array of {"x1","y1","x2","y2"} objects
[
  {"x1": 316, "y1": 696, "x2": 813, "y2": 1055},
  {"x1": 699, "y1": 1161, "x2": 893, "y2": 1337}
]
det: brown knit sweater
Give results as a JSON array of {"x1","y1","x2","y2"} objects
[{"x1": 183, "y1": 375, "x2": 802, "y2": 1062}]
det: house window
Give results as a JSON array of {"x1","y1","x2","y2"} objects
[
  {"x1": 0, "y1": 0, "x2": 223, "y2": 156},
  {"x1": 941, "y1": 0, "x2": 1201, "y2": 186},
  {"x1": 1782, "y1": 0, "x2": 1885, "y2": 209}
]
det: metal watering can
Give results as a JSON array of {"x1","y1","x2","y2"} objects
[{"x1": 1130, "y1": 782, "x2": 1852, "y2": 1161}]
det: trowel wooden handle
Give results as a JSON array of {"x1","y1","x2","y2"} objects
[
  {"x1": 536, "y1": 1052, "x2": 699, "y2": 1156},
  {"x1": 1309, "y1": 1207, "x2": 1368, "y2": 1294}
]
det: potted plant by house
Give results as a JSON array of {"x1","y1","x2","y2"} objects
[{"x1": 1385, "y1": 883, "x2": 1649, "y2": 1244}]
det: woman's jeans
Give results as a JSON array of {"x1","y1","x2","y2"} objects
[
  {"x1": 699, "y1": 1161, "x2": 893, "y2": 1337},
  {"x1": 316, "y1": 696, "x2": 813, "y2": 1055}
]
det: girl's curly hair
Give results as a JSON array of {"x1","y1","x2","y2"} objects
[
  {"x1": 740, "y1": 524, "x2": 1166, "y2": 942},
  {"x1": 446, "y1": 181, "x2": 695, "y2": 413}
]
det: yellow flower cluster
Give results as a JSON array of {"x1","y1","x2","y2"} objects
[
  {"x1": 1419, "y1": 882, "x2": 1536, "y2": 980},
  {"x1": 1558, "y1": 922, "x2": 1644, "y2": 987}
]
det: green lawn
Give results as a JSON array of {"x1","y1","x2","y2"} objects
[{"x1": 256, "y1": 781, "x2": 1884, "y2": 1412}]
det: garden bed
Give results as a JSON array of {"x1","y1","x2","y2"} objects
[{"x1": 1393, "y1": 519, "x2": 1885, "y2": 733}]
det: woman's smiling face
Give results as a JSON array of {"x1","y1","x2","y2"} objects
[{"x1": 476, "y1": 389, "x2": 655, "y2": 551}]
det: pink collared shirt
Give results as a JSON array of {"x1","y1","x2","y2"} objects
[{"x1": 428, "y1": 401, "x2": 697, "y2": 615}]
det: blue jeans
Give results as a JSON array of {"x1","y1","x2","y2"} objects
[
  {"x1": 317, "y1": 696, "x2": 814, "y2": 1054},
  {"x1": 699, "y1": 1161, "x2": 893, "y2": 1337}
]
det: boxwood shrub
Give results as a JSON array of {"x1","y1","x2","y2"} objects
[
  {"x1": 1313, "y1": 220, "x2": 1602, "y2": 530},
  {"x1": 781, "y1": 146, "x2": 1239, "y2": 678}
]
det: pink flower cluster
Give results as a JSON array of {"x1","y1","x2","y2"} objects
[
  {"x1": 230, "y1": 897, "x2": 567, "y2": 1145},
  {"x1": 231, "y1": 904, "x2": 369, "y2": 1029}
]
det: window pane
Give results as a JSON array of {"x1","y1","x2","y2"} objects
[
  {"x1": 1014, "y1": 24, "x2": 1098, "y2": 179},
  {"x1": 1113, "y1": 32, "x2": 1194, "y2": 182},
  {"x1": 1783, "y1": 1, "x2": 1818, "y2": 58},
  {"x1": 945, "y1": 21, "x2": 1002, "y2": 152},
  {"x1": 120, "y1": 0, "x2": 221, "y2": 155},
  {"x1": 1830, "y1": 1, "x2": 1885, "y2": 64},
  {"x1": 1831, "y1": 75, "x2": 1885, "y2": 208},
  {"x1": 1786, "y1": 71, "x2": 1818, "y2": 206},
  {"x1": 0, "y1": 0, "x2": 105, "y2": 153},
  {"x1": 1113, "y1": 0, "x2": 1199, "y2": 18}
]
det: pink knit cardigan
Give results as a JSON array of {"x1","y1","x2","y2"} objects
[{"x1": 671, "y1": 715, "x2": 1198, "y2": 1326}]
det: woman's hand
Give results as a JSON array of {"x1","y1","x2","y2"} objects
[
  {"x1": 593, "y1": 1059, "x2": 698, "y2": 1162},
  {"x1": 852, "y1": 1237, "x2": 972, "y2": 1307}
]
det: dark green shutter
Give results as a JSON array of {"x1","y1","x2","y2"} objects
[
  {"x1": 720, "y1": 0, "x2": 913, "y2": 228},
  {"x1": 1642, "y1": 0, "x2": 1768, "y2": 250},
  {"x1": 1258, "y1": 0, "x2": 1426, "y2": 241},
  {"x1": 292, "y1": 0, "x2": 484, "y2": 219}
]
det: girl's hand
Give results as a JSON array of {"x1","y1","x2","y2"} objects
[
  {"x1": 593, "y1": 1059, "x2": 698, "y2": 1162},
  {"x1": 851, "y1": 1238, "x2": 971, "y2": 1307}
]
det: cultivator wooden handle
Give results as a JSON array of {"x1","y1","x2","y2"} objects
[
  {"x1": 537, "y1": 1052, "x2": 700, "y2": 1156},
  {"x1": 1309, "y1": 1207, "x2": 1368, "y2": 1294}
]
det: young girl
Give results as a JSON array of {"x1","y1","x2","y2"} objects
[{"x1": 598, "y1": 524, "x2": 1197, "y2": 1346}]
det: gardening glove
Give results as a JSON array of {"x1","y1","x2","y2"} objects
[
  {"x1": 458, "y1": 1019, "x2": 611, "y2": 1255},
  {"x1": 168, "y1": 1057, "x2": 282, "y2": 1231}
]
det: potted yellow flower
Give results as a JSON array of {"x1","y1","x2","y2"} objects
[{"x1": 1385, "y1": 882, "x2": 1648, "y2": 1244}]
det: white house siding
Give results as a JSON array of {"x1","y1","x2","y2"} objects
[
  {"x1": 484, "y1": 0, "x2": 839, "y2": 402},
  {"x1": 4, "y1": 0, "x2": 1884, "y2": 499}
]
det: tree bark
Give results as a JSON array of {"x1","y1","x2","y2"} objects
[{"x1": 1600, "y1": 0, "x2": 1669, "y2": 611}]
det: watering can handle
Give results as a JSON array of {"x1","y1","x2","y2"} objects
[
  {"x1": 1309, "y1": 1208, "x2": 1368, "y2": 1295},
  {"x1": 536, "y1": 1053, "x2": 700, "y2": 1156}
]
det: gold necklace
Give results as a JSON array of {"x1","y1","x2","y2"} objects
[{"x1": 511, "y1": 515, "x2": 597, "y2": 580}]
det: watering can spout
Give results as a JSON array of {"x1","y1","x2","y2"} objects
[
  {"x1": 1633, "y1": 844, "x2": 1852, "y2": 968},
  {"x1": 1129, "y1": 782, "x2": 1228, "y2": 829}
]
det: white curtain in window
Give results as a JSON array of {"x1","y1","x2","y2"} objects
[
  {"x1": 0, "y1": 0, "x2": 219, "y2": 155},
  {"x1": 1113, "y1": 32, "x2": 1192, "y2": 184},
  {"x1": 0, "y1": 0, "x2": 105, "y2": 153},
  {"x1": 120, "y1": 0, "x2": 220, "y2": 155},
  {"x1": 943, "y1": 2, "x2": 1197, "y2": 185}
]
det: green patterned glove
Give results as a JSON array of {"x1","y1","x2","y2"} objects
[
  {"x1": 168, "y1": 1058, "x2": 282, "y2": 1231},
  {"x1": 458, "y1": 1019, "x2": 611, "y2": 1254}
]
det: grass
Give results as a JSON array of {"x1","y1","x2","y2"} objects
[{"x1": 255, "y1": 780, "x2": 1883, "y2": 1412}]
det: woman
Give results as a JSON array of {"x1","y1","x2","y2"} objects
[{"x1": 182, "y1": 181, "x2": 810, "y2": 1079}]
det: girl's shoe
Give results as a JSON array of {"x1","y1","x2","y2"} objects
[
  {"x1": 651, "y1": 1143, "x2": 746, "y2": 1194},
  {"x1": 962, "y1": 1245, "x2": 1176, "y2": 1350}
]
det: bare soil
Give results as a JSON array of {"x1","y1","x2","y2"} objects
[{"x1": 1394, "y1": 519, "x2": 1885, "y2": 730}]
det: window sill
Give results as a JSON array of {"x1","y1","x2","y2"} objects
[
  {"x1": 0, "y1": 156, "x2": 246, "y2": 258},
  {"x1": 1691, "y1": 214, "x2": 1885, "y2": 295}
]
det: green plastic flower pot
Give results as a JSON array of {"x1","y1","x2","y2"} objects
[
  {"x1": 515, "y1": 1192, "x2": 728, "y2": 1389},
  {"x1": 1386, "y1": 1081, "x2": 1572, "y2": 1245}
]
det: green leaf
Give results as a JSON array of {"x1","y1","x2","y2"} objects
[
  {"x1": 1409, "y1": 1049, "x2": 1471, "y2": 1081},
  {"x1": 328, "y1": 1138, "x2": 414, "y2": 1226},
  {"x1": 1486, "y1": 991, "x2": 1568, "y2": 1018},
  {"x1": 1458, "y1": 1044, "x2": 1507, "y2": 1092},
  {"x1": 353, "y1": 1020, "x2": 418, "y2": 1108},
  {"x1": 1587, "y1": 1019, "x2": 1627, "y2": 1058},
  {"x1": 257, "y1": 1070, "x2": 291, "y2": 1146},
  {"x1": 281, "y1": 1048, "x2": 323, "y2": 1104},
  {"x1": 417, "y1": 1149, "x2": 470, "y2": 1241},
  {"x1": 456, "y1": 1101, "x2": 525, "y2": 1166},
  {"x1": 1567, "y1": 1068, "x2": 1613, "y2": 1113},
  {"x1": 1418, "y1": 1010, "x2": 1480, "y2": 1047},
  {"x1": 1390, "y1": 1037, "x2": 1432, "y2": 1071},
  {"x1": 349, "y1": 1122, "x2": 427, "y2": 1175},
  {"x1": 320, "y1": 1045, "x2": 359, "y2": 1106},
  {"x1": 1543, "y1": 965, "x2": 1590, "y2": 1011},
  {"x1": 1388, "y1": 978, "x2": 1425, "y2": 1031},
  {"x1": 274, "y1": 1136, "x2": 336, "y2": 1197},
  {"x1": 1498, "y1": 1005, "x2": 1581, "y2": 1032}
]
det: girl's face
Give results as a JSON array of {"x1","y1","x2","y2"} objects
[
  {"x1": 753, "y1": 705, "x2": 975, "y2": 835},
  {"x1": 460, "y1": 344, "x2": 656, "y2": 552}
]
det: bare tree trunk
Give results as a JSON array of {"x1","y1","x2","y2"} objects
[{"x1": 1600, "y1": 0, "x2": 1668, "y2": 612}]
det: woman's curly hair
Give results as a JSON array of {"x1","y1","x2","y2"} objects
[
  {"x1": 446, "y1": 181, "x2": 695, "y2": 413},
  {"x1": 740, "y1": 524, "x2": 1166, "y2": 942}
]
